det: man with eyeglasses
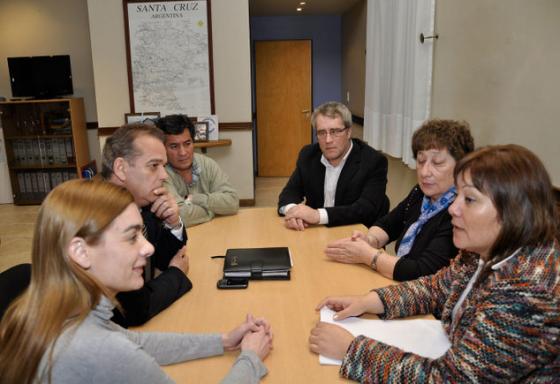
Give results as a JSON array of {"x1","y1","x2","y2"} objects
[{"x1": 278, "y1": 101, "x2": 389, "y2": 230}]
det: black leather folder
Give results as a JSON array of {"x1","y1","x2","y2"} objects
[{"x1": 223, "y1": 247, "x2": 292, "y2": 280}]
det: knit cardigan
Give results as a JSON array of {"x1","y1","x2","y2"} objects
[{"x1": 340, "y1": 243, "x2": 560, "y2": 383}]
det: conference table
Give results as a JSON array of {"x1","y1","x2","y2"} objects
[{"x1": 137, "y1": 207, "x2": 396, "y2": 383}]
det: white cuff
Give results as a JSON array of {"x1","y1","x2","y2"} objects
[
  {"x1": 280, "y1": 203, "x2": 297, "y2": 216},
  {"x1": 318, "y1": 208, "x2": 328, "y2": 225},
  {"x1": 165, "y1": 219, "x2": 184, "y2": 240}
]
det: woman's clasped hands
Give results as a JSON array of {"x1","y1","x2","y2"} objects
[{"x1": 222, "y1": 314, "x2": 273, "y2": 361}]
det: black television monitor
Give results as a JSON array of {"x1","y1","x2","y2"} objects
[{"x1": 7, "y1": 55, "x2": 73, "y2": 99}]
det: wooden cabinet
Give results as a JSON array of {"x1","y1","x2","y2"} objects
[{"x1": 0, "y1": 98, "x2": 90, "y2": 205}]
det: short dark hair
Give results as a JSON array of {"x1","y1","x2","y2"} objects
[
  {"x1": 455, "y1": 144, "x2": 558, "y2": 265},
  {"x1": 412, "y1": 119, "x2": 474, "y2": 161},
  {"x1": 101, "y1": 123, "x2": 165, "y2": 179},
  {"x1": 155, "y1": 114, "x2": 195, "y2": 140}
]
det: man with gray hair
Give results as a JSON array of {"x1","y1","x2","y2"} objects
[
  {"x1": 278, "y1": 101, "x2": 389, "y2": 230},
  {"x1": 101, "y1": 123, "x2": 192, "y2": 327}
]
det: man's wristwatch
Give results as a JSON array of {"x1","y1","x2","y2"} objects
[{"x1": 370, "y1": 249, "x2": 382, "y2": 270}]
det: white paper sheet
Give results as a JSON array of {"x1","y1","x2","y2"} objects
[{"x1": 319, "y1": 307, "x2": 451, "y2": 365}]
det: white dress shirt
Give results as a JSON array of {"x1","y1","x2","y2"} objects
[
  {"x1": 317, "y1": 141, "x2": 353, "y2": 224},
  {"x1": 281, "y1": 141, "x2": 353, "y2": 225}
]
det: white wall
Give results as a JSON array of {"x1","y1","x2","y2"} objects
[
  {"x1": 432, "y1": 0, "x2": 560, "y2": 185},
  {"x1": 87, "y1": 0, "x2": 254, "y2": 199}
]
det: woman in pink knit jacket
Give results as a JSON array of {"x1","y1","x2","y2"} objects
[{"x1": 310, "y1": 144, "x2": 559, "y2": 383}]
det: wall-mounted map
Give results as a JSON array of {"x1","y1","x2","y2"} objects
[{"x1": 124, "y1": 0, "x2": 214, "y2": 116}]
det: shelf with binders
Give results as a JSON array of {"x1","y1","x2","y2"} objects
[
  {"x1": 12, "y1": 169, "x2": 78, "y2": 205},
  {"x1": 6, "y1": 134, "x2": 73, "y2": 140},
  {"x1": 0, "y1": 98, "x2": 89, "y2": 205},
  {"x1": 10, "y1": 164, "x2": 77, "y2": 170},
  {"x1": 6, "y1": 136, "x2": 77, "y2": 169}
]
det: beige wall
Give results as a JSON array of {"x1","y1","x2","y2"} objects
[
  {"x1": 341, "y1": 0, "x2": 367, "y2": 117},
  {"x1": 0, "y1": 0, "x2": 101, "y2": 168},
  {"x1": 211, "y1": 1, "x2": 252, "y2": 122},
  {"x1": 206, "y1": 0, "x2": 253, "y2": 198},
  {"x1": 432, "y1": 0, "x2": 560, "y2": 185},
  {"x1": 0, "y1": 0, "x2": 97, "y2": 122},
  {"x1": 343, "y1": 0, "x2": 560, "y2": 188},
  {"x1": 86, "y1": 0, "x2": 130, "y2": 127},
  {"x1": 87, "y1": 0, "x2": 254, "y2": 199}
]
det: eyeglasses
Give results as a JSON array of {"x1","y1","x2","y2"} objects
[{"x1": 316, "y1": 127, "x2": 348, "y2": 139}]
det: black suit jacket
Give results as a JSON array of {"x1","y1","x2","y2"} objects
[
  {"x1": 278, "y1": 139, "x2": 389, "y2": 227},
  {"x1": 112, "y1": 207, "x2": 192, "y2": 327}
]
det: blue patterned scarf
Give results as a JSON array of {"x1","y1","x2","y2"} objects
[
  {"x1": 396, "y1": 186, "x2": 457, "y2": 257},
  {"x1": 185, "y1": 157, "x2": 200, "y2": 188}
]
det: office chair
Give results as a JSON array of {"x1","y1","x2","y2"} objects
[{"x1": 0, "y1": 263, "x2": 31, "y2": 320}]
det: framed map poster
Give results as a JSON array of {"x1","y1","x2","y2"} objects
[{"x1": 123, "y1": 0, "x2": 215, "y2": 117}]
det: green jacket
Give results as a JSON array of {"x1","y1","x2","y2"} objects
[{"x1": 164, "y1": 153, "x2": 239, "y2": 227}]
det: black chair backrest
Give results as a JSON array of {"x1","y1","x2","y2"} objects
[{"x1": 0, "y1": 263, "x2": 32, "y2": 320}]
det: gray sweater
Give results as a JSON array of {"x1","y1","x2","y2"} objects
[{"x1": 37, "y1": 297, "x2": 267, "y2": 383}]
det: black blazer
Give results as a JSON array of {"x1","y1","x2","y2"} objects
[
  {"x1": 375, "y1": 185, "x2": 458, "y2": 281},
  {"x1": 278, "y1": 139, "x2": 389, "y2": 227},
  {"x1": 113, "y1": 207, "x2": 192, "y2": 327}
]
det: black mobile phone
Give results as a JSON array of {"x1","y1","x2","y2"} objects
[{"x1": 217, "y1": 278, "x2": 249, "y2": 289}]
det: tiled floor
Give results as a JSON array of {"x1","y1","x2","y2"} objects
[
  {"x1": 0, "y1": 204, "x2": 38, "y2": 272},
  {"x1": 254, "y1": 176, "x2": 288, "y2": 207},
  {"x1": 0, "y1": 159, "x2": 415, "y2": 273}
]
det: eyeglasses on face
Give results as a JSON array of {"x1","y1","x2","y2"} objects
[{"x1": 316, "y1": 127, "x2": 348, "y2": 139}]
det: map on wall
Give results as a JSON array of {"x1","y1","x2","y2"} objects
[{"x1": 124, "y1": 0, "x2": 214, "y2": 116}]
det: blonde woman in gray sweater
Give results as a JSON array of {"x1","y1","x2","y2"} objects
[{"x1": 0, "y1": 180, "x2": 272, "y2": 384}]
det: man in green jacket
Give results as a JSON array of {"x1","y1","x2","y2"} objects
[{"x1": 156, "y1": 114, "x2": 239, "y2": 227}]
